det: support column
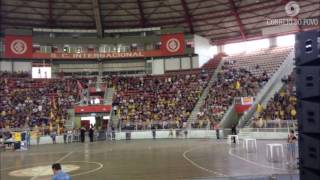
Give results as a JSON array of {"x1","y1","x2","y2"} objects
[{"x1": 269, "y1": 37, "x2": 277, "y2": 48}]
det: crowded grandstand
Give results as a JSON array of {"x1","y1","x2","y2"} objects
[{"x1": 0, "y1": 0, "x2": 319, "y2": 180}]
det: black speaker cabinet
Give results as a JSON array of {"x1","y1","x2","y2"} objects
[
  {"x1": 297, "y1": 100, "x2": 320, "y2": 134},
  {"x1": 300, "y1": 168, "x2": 320, "y2": 180},
  {"x1": 296, "y1": 66, "x2": 320, "y2": 99},
  {"x1": 299, "y1": 134, "x2": 320, "y2": 170},
  {"x1": 295, "y1": 29, "x2": 320, "y2": 66},
  {"x1": 296, "y1": 30, "x2": 320, "y2": 180}
]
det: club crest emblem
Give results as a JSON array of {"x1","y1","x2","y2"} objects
[{"x1": 10, "y1": 39, "x2": 28, "y2": 54}]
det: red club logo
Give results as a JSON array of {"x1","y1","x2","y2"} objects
[
  {"x1": 166, "y1": 38, "x2": 181, "y2": 53},
  {"x1": 10, "y1": 39, "x2": 28, "y2": 55}
]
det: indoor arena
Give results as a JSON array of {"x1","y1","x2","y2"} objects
[{"x1": 0, "y1": 0, "x2": 319, "y2": 180}]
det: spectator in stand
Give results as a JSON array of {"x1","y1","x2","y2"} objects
[
  {"x1": 197, "y1": 63, "x2": 268, "y2": 125},
  {"x1": 0, "y1": 71, "x2": 96, "y2": 137},
  {"x1": 109, "y1": 72, "x2": 209, "y2": 131},
  {"x1": 252, "y1": 74, "x2": 296, "y2": 128}
]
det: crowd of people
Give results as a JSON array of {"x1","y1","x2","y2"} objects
[
  {"x1": 252, "y1": 74, "x2": 296, "y2": 128},
  {"x1": 0, "y1": 70, "x2": 210, "y2": 132},
  {"x1": 110, "y1": 72, "x2": 209, "y2": 130},
  {"x1": 0, "y1": 71, "x2": 88, "y2": 129},
  {"x1": 0, "y1": 59, "x2": 287, "y2": 134},
  {"x1": 195, "y1": 62, "x2": 270, "y2": 127}
]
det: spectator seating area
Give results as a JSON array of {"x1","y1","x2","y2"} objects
[
  {"x1": 0, "y1": 67, "x2": 216, "y2": 131},
  {"x1": 225, "y1": 46, "x2": 292, "y2": 76},
  {"x1": 252, "y1": 74, "x2": 296, "y2": 128},
  {"x1": 110, "y1": 73, "x2": 210, "y2": 130},
  {"x1": 0, "y1": 46, "x2": 293, "y2": 132},
  {"x1": 201, "y1": 52, "x2": 226, "y2": 70},
  {"x1": 195, "y1": 46, "x2": 293, "y2": 128},
  {"x1": 0, "y1": 72, "x2": 90, "y2": 129}
]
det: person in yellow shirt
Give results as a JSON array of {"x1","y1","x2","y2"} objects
[
  {"x1": 280, "y1": 110, "x2": 285, "y2": 120},
  {"x1": 290, "y1": 109, "x2": 297, "y2": 120}
]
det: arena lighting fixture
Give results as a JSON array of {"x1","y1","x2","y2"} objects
[
  {"x1": 104, "y1": 27, "x2": 161, "y2": 33},
  {"x1": 33, "y1": 28, "x2": 97, "y2": 33}
]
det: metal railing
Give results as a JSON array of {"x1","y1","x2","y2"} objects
[
  {"x1": 251, "y1": 120, "x2": 297, "y2": 129},
  {"x1": 240, "y1": 128, "x2": 290, "y2": 133}
]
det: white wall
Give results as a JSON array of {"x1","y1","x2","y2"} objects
[
  {"x1": 150, "y1": 55, "x2": 198, "y2": 75},
  {"x1": 0, "y1": 61, "x2": 13, "y2": 71},
  {"x1": 152, "y1": 59, "x2": 164, "y2": 75},
  {"x1": 165, "y1": 58, "x2": 180, "y2": 71},
  {"x1": 194, "y1": 35, "x2": 214, "y2": 67},
  {"x1": 192, "y1": 56, "x2": 199, "y2": 68},
  {"x1": 13, "y1": 61, "x2": 32, "y2": 72},
  {"x1": 181, "y1": 57, "x2": 191, "y2": 69},
  {"x1": 116, "y1": 130, "x2": 222, "y2": 140},
  {"x1": 0, "y1": 61, "x2": 32, "y2": 72}
]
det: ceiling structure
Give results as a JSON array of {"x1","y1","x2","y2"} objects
[{"x1": 1, "y1": 0, "x2": 319, "y2": 44}]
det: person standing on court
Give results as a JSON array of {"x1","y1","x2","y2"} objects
[
  {"x1": 52, "y1": 163, "x2": 71, "y2": 180},
  {"x1": 287, "y1": 129, "x2": 297, "y2": 167},
  {"x1": 89, "y1": 125, "x2": 94, "y2": 142},
  {"x1": 63, "y1": 128, "x2": 67, "y2": 144},
  {"x1": 151, "y1": 125, "x2": 156, "y2": 139},
  {"x1": 111, "y1": 125, "x2": 116, "y2": 140},
  {"x1": 51, "y1": 129, "x2": 57, "y2": 144},
  {"x1": 80, "y1": 127, "x2": 86, "y2": 143},
  {"x1": 214, "y1": 123, "x2": 220, "y2": 139},
  {"x1": 36, "y1": 127, "x2": 41, "y2": 145},
  {"x1": 231, "y1": 124, "x2": 237, "y2": 144}
]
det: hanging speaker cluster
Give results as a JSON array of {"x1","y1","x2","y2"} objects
[{"x1": 295, "y1": 29, "x2": 320, "y2": 180}]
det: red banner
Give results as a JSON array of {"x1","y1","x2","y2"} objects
[
  {"x1": 161, "y1": 33, "x2": 185, "y2": 55},
  {"x1": 5, "y1": 35, "x2": 33, "y2": 58},
  {"x1": 74, "y1": 105, "x2": 112, "y2": 114},
  {"x1": 32, "y1": 50, "x2": 163, "y2": 59},
  {"x1": 235, "y1": 104, "x2": 251, "y2": 113}
]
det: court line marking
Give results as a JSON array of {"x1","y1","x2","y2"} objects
[
  {"x1": 183, "y1": 146, "x2": 226, "y2": 177},
  {"x1": 228, "y1": 149, "x2": 288, "y2": 171},
  {"x1": 30, "y1": 151, "x2": 73, "y2": 180},
  {"x1": 0, "y1": 162, "x2": 50, "y2": 171},
  {"x1": 0, "y1": 150, "x2": 79, "y2": 158},
  {"x1": 56, "y1": 151, "x2": 73, "y2": 163},
  {"x1": 3, "y1": 161, "x2": 103, "y2": 178},
  {"x1": 67, "y1": 161, "x2": 104, "y2": 177}
]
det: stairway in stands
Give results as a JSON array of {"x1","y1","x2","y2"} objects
[
  {"x1": 104, "y1": 87, "x2": 119, "y2": 128},
  {"x1": 104, "y1": 87, "x2": 114, "y2": 105},
  {"x1": 65, "y1": 109, "x2": 75, "y2": 129},
  {"x1": 187, "y1": 53, "x2": 225, "y2": 124},
  {"x1": 210, "y1": 47, "x2": 295, "y2": 129}
]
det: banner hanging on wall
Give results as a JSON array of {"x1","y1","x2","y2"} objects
[
  {"x1": 4, "y1": 35, "x2": 33, "y2": 58},
  {"x1": 4, "y1": 33, "x2": 187, "y2": 59},
  {"x1": 161, "y1": 33, "x2": 185, "y2": 55},
  {"x1": 241, "y1": 97, "x2": 254, "y2": 105}
]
